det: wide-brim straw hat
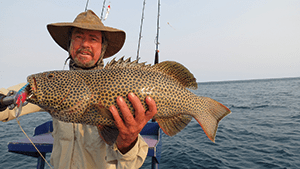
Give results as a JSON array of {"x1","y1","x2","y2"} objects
[{"x1": 47, "y1": 10, "x2": 126, "y2": 58}]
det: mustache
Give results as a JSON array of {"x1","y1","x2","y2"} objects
[{"x1": 76, "y1": 48, "x2": 94, "y2": 57}]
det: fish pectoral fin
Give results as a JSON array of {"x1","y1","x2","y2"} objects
[
  {"x1": 156, "y1": 114, "x2": 192, "y2": 136},
  {"x1": 78, "y1": 105, "x2": 114, "y2": 126},
  {"x1": 96, "y1": 106, "x2": 114, "y2": 120},
  {"x1": 97, "y1": 125, "x2": 119, "y2": 145}
]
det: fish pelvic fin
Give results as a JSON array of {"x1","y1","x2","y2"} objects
[
  {"x1": 83, "y1": 105, "x2": 118, "y2": 145},
  {"x1": 156, "y1": 114, "x2": 192, "y2": 136},
  {"x1": 193, "y1": 96, "x2": 231, "y2": 142},
  {"x1": 153, "y1": 61, "x2": 198, "y2": 89},
  {"x1": 97, "y1": 125, "x2": 119, "y2": 145}
]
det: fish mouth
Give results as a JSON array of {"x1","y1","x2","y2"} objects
[{"x1": 26, "y1": 77, "x2": 38, "y2": 102}]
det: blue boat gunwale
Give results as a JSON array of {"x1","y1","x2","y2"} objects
[{"x1": 8, "y1": 120, "x2": 162, "y2": 169}]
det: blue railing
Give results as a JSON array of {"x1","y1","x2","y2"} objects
[{"x1": 8, "y1": 121, "x2": 162, "y2": 169}]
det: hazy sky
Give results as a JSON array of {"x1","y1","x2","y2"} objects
[{"x1": 1, "y1": 0, "x2": 299, "y2": 88}]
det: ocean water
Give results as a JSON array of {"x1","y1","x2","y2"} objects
[{"x1": 0, "y1": 77, "x2": 299, "y2": 168}]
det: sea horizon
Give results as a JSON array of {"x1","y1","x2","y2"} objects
[{"x1": 198, "y1": 76, "x2": 300, "y2": 84}]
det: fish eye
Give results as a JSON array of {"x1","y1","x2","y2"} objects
[{"x1": 47, "y1": 73, "x2": 55, "y2": 79}]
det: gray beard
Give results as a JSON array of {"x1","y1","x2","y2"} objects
[
  {"x1": 69, "y1": 57, "x2": 104, "y2": 70},
  {"x1": 73, "y1": 56, "x2": 96, "y2": 68}
]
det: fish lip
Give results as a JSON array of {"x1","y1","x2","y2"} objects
[
  {"x1": 32, "y1": 77, "x2": 37, "y2": 93},
  {"x1": 28, "y1": 77, "x2": 37, "y2": 93},
  {"x1": 26, "y1": 77, "x2": 38, "y2": 102}
]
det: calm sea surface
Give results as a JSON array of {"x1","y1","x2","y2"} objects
[{"x1": 0, "y1": 77, "x2": 299, "y2": 168}]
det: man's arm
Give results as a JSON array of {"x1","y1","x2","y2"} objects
[{"x1": 110, "y1": 92, "x2": 157, "y2": 154}]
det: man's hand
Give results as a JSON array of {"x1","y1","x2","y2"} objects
[{"x1": 109, "y1": 93, "x2": 157, "y2": 154}]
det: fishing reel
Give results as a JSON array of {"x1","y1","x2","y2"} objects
[{"x1": 0, "y1": 90, "x2": 28, "y2": 112}]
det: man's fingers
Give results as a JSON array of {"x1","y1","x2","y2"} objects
[
  {"x1": 116, "y1": 96, "x2": 135, "y2": 125},
  {"x1": 145, "y1": 96, "x2": 157, "y2": 120},
  {"x1": 109, "y1": 105, "x2": 125, "y2": 129},
  {"x1": 111, "y1": 94, "x2": 157, "y2": 130},
  {"x1": 128, "y1": 93, "x2": 145, "y2": 121}
]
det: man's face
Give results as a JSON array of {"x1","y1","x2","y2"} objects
[{"x1": 69, "y1": 28, "x2": 102, "y2": 68}]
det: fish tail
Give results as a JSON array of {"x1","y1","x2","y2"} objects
[
  {"x1": 192, "y1": 96, "x2": 231, "y2": 142},
  {"x1": 155, "y1": 96, "x2": 230, "y2": 142}
]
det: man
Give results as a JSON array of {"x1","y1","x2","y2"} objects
[{"x1": 0, "y1": 10, "x2": 157, "y2": 169}]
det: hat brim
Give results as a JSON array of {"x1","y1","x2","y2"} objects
[{"x1": 47, "y1": 23, "x2": 126, "y2": 58}]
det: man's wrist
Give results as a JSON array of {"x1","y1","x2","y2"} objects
[{"x1": 116, "y1": 137, "x2": 138, "y2": 154}]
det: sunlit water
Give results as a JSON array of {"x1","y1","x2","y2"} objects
[{"x1": 1, "y1": 78, "x2": 299, "y2": 168}]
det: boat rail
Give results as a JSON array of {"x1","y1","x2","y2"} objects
[{"x1": 8, "y1": 121, "x2": 162, "y2": 169}]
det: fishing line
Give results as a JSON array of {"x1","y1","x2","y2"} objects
[{"x1": 16, "y1": 118, "x2": 53, "y2": 169}]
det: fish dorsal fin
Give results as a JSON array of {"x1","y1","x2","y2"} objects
[
  {"x1": 105, "y1": 56, "x2": 131, "y2": 69},
  {"x1": 104, "y1": 57, "x2": 197, "y2": 89},
  {"x1": 104, "y1": 57, "x2": 151, "y2": 70},
  {"x1": 153, "y1": 61, "x2": 198, "y2": 89}
]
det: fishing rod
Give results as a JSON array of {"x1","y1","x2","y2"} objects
[
  {"x1": 154, "y1": 0, "x2": 161, "y2": 64},
  {"x1": 100, "y1": 0, "x2": 107, "y2": 20},
  {"x1": 136, "y1": 0, "x2": 147, "y2": 61},
  {"x1": 85, "y1": 0, "x2": 90, "y2": 12}
]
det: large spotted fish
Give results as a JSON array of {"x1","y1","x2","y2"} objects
[{"x1": 23, "y1": 57, "x2": 231, "y2": 145}]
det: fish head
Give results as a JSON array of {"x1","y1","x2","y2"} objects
[{"x1": 26, "y1": 70, "x2": 91, "y2": 114}]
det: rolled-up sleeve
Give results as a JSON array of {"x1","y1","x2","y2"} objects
[{"x1": 106, "y1": 134, "x2": 148, "y2": 169}]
